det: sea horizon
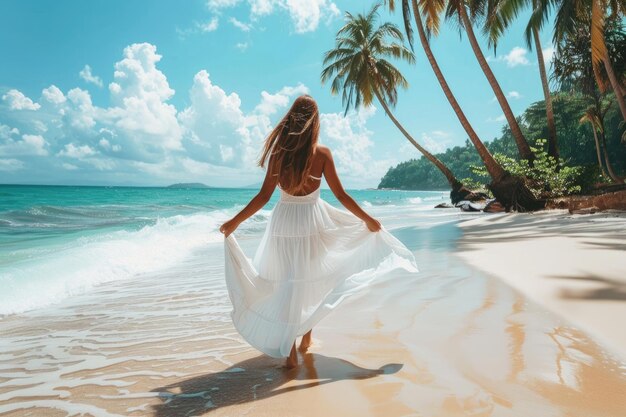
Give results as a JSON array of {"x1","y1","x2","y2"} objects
[{"x1": 0, "y1": 182, "x2": 451, "y2": 191}]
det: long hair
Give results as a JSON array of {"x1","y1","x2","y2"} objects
[{"x1": 259, "y1": 95, "x2": 320, "y2": 194}]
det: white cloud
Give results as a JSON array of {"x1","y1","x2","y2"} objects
[
  {"x1": 41, "y1": 85, "x2": 66, "y2": 104},
  {"x1": 503, "y1": 47, "x2": 530, "y2": 67},
  {"x1": 0, "y1": 124, "x2": 19, "y2": 139},
  {"x1": 178, "y1": 70, "x2": 309, "y2": 168},
  {"x1": 99, "y1": 138, "x2": 111, "y2": 149},
  {"x1": 199, "y1": 17, "x2": 219, "y2": 32},
  {"x1": 106, "y1": 43, "x2": 183, "y2": 155},
  {"x1": 0, "y1": 134, "x2": 48, "y2": 156},
  {"x1": 178, "y1": 70, "x2": 249, "y2": 165},
  {"x1": 0, "y1": 42, "x2": 383, "y2": 187},
  {"x1": 542, "y1": 46, "x2": 554, "y2": 65},
  {"x1": 79, "y1": 65, "x2": 103, "y2": 87},
  {"x1": 320, "y1": 106, "x2": 391, "y2": 181},
  {"x1": 420, "y1": 132, "x2": 450, "y2": 154},
  {"x1": 57, "y1": 143, "x2": 97, "y2": 159},
  {"x1": 280, "y1": 0, "x2": 340, "y2": 33},
  {"x1": 209, "y1": 0, "x2": 339, "y2": 33},
  {"x1": 99, "y1": 137, "x2": 122, "y2": 153},
  {"x1": 487, "y1": 46, "x2": 530, "y2": 67},
  {"x1": 249, "y1": 0, "x2": 274, "y2": 15},
  {"x1": 487, "y1": 114, "x2": 507, "y2": 123},
  {"x1": 207, "y1": 0, "x2": 241, "y2": 11},
  {"x1": 0, "y1": 158, "x2": 25, "y2": 171},
  {"x1": 88, "y1": 157, "x2": 116, "y2": 171},
  {"x1": 507, "y1": 91, "x2": 521, "y2": 99},
  {"x1": 66, "y1": 88, "x2": 97, "y2": 130},
  {"x1": 177, "y1": 18, "x2": 221, "y2": 38},
  {"x1": 220, "y1": 144, "x2": 234, "y2": 161},
  {"x1": 2, "y1": 89, "x2": 40, "y2": 110},
  {"x1": 235, "y1": 42, "x2": 249, "y2": 51},
  {"x1": 178, "y1": 70, "x2": 247, "y2": 165},
  {"x1": 431, "y1": 130, "x2": 450, "y2": 138},
  {"x1": 229, "y1": 17, "x2": 252, "y2": 31},
  {"x1": 254, "y1": 84, "x2": 308, "y2": 115},
  {"x1": 491, "y1": 91, "x2": 522, "y2": 102}
]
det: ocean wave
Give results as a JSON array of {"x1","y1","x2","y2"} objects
[
  {"x1": 423, "y1": 195, "x2": 447, "y2": 201},
  {"x1": 0, "y1": 209, "x2": 237, "y2": 316}
]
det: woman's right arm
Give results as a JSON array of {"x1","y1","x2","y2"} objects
[{"x1": 319, "y1": 147, "x2": 381, "y2": 232}]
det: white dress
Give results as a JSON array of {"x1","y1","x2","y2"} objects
[{"x1": 224, "y1": 183, "x2": 418, "y2": 358}]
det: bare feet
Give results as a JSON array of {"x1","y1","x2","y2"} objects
[
  {"x1": 285, "y1": 343, "x2": 297, "y2": 369},
  {"x1": 298, "y1": 329, "x2": 312, "y2": 352}
]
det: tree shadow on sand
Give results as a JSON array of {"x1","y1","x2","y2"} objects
[
  {"x1": 150, "y1": 353, "x2": 402, "y2": 416},
  {"x1": 549, "y1": 273, "x2": 626, "y2": 301}
]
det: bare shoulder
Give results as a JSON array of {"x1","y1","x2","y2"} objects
[{"x1": 316, "y1": 145, "x2": 332, "y2": 161}]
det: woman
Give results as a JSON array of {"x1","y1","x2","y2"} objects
[{"x1": 220, "y1": 95, "x2": 417, "y2": 368}]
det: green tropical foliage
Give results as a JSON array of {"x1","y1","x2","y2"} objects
[
  {"x1": 470, "y1": 139, "x2": 584, "y2": 198},
  {"x1": 379, "y1": 94, "x2": 626, "y2": 191}
]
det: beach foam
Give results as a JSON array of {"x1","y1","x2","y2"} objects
[{"x1": 0, "y1": 210, "x2": 238, "y2": 316}]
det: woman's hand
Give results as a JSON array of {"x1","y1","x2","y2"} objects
[
  {"x1": 219, "y1": 219, "x2": 239, "y2": 237},
  {"x1": 365, "y1": 217, "x2": 381, "y2": 232}
]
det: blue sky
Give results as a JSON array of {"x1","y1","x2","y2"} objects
[{"x1": 0, "y1": 0, "x2": 553, "y2": 188}]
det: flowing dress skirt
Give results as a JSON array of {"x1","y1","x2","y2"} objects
[{"x1": 224, "y1": 188, "x2": 418, "y2": 358}]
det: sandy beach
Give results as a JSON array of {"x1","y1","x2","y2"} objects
[
  {"x1": 457, "y1": 210, "x2": 626, "y2": 360},
  {"x1": 1, "y1": 214, "x2": 625, "y2": 417}
]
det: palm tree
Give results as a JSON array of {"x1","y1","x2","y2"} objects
[
  {"x1": 580, "y1": 108, "x2": 610, "y2": 179},
  {"x1": 552, "y1": 13, "x2": 625, "y2": 183},
  {"x1": 553, "y1": 0, "x2": 626, "y2": 120},
  {"x1": 580, "y1": 98, "x2": 623, "y2": 183},
  {"x1": 386, "y1": 0, "x2": 543, "y2": 210},
  {"x1": 444, "y1": 0, "x2": 535, "y2": 161},
  {"x1": 321, "y1": 4, "x2": 465, "y2": 199},
  {"x1": 488, "y1": 0, "x2": 559, "y2": 161}
]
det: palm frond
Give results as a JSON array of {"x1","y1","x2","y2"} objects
[
  {"x1": 321, "y1": 2, "x2": 413, "y2": 113},
  {"x1": 590, "y1": 0, "x2": 609, "y2": 65},
  {"x1": 402, "y1": 0, "x2": 415, "y2": 49}
]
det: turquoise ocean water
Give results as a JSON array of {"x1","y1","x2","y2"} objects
[{"x1": 0, "y1": 184, "x2": 454, "y2": 316}]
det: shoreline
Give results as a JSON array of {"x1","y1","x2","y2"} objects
[
  {"x1": 456, "y1": 209, "x2": 626, "y2": 360},
  {"x1": 0, "y1": 217, "x2": 625, "y2": 416}
]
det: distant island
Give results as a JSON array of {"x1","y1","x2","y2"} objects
[
  {"x1": 166, "y1": 183, "x2": 212, "y2": 189},
  {"x1": 242, "y1": 182, "x2": 262, "y2": 189}
]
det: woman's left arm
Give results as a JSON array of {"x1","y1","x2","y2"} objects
[{"x1": 219, "y1": 169, "x2": 278, "y2": 237}]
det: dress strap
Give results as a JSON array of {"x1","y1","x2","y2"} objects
[{"x1": 272, "y1": 173, "x2": 322, "y2": 180}]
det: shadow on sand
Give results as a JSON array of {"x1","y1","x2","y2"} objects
[
  {"x1": 550, "y1": 273, "x2": 626, "y2": 301},
  {"x1": 150, "y1": 353, "x2": 402, "y2": 416}
]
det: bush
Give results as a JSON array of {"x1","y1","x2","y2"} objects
[
  {"x1": 460, "y1": 177, "x2": 493, "y2": 197},
  {"x1": 471, "y1": 139, "x2": 583, "y2": 198}
]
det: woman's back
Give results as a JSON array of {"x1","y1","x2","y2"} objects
[{"x1": 275, "y1": 145, "x2": 327, "y2": 196}]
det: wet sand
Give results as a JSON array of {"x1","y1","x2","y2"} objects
[{"x1": 1, "y1": 220, "x2": 625, "y2": 416}]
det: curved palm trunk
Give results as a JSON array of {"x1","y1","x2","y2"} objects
[
  {"x1": 457, "y1": 3, "x2": 534, "y2": 161},
  {"x1": 533, "y1": 28, "x2": 559, "y2": 161},
  {"x1": 603, "y1": 57, "x2": 626, "y2": 120},
  {"x1": 591, "y1": 125, "x2": 609, "y2": 179},
  {"x1": 372, "y1": 88, "x2": 462, "y2": 189},
  {"x1": 599, "y1": 129, "x2": 622, "y2": 183},
  {"x1": 410, "y1": 1, "x2": 505, "y2": 182}
]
